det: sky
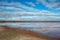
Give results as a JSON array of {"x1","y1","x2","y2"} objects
[{"x1": 0, "y1": 0, "x2": 60, "y2": 21}]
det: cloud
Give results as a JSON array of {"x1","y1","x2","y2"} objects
[
  {"x1": 0, "y1": 1, "x2": 39, "y2": 12},
  {"x1": 0, "y1": 10, "x2": 60, "y2": 16},
  {"x1": 39, "y1": 10, "x2": 60, "y2": 16},
  {"x1": 16, "y1": 2, "x2": 39, "y2": 12},
  {"x1": 0, "y1": 2, "x2": 15, "y2": 6},
  {"x1": 56, "y1": 8, "x2": 60, "y2": 10},
  {"x1": 0, "y1": 2, "x2": 25, "y2": 12},
  {"x1": 26, "y1": 2, "x2": 36, "y2": 6},
  {"x1": 19, "y1": 5, "x2": 39, "y2": 12},
  {"x1": 0, "y1": 6, "x2": 22, "y2": 11},
  {"x1": 0, "y1": 0, "x2": 60, "y2": 21},
  {"x1": 0, "y1": 10, "x2": 60, "y2": 21},
  {"x1": 36, "y1": 0, "x2": 60, "y2": 10}
]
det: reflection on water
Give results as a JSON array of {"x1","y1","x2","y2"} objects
[
  {"x1": 0, "y1": 22, "x2": 60, "y2": 28},
  {"x1": 0, "y1": 22, "x2": 60, "y2": 31},
  {"x1": 45, "y1": 30, "x2": 60, "y2": 38}
]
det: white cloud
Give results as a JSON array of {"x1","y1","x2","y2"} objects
[
  {"x1": 0, "y1": 0, "x2": 60, "y2": 21},
  {"x1": 27, "y1": 10, "x2": 60, "y2": 16},
  {"x1": 39, "y1": 10, "x2": 58, "y2": 16},
  {"x1": 19, "y1": 5, "x2": 39, "y2": 12},
  {"x1": 0, "y1": 10, "x2": 60, "y2": 21},
  {"x1": 0, "y1": 2, "x2": 25, "y2": 11},
  {"x1": 36, "y1": 0, "x2": 60, "y2": 10},
  {"x1": 0, "y1": 2, "x2": 15, "y2": 6},
  {"x1": 56, "y1": 8, "x2": 60, "y2": 10},
  {"x1": 0, "y1": 6, "x2": 22, "y2": 10},
  {"x1": 26, "y1": 2, "x2": 36, "y2": 6},
  {"x1": 0, "y1": 1, "x2": 40, "y2": 12},
  {"x1": 15, "y1": 2, "x2": 39, "y2": 12},
  {"x1": 1, "y1": 10, "x2": 60, "y2": 16}
]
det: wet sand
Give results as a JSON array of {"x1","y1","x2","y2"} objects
[{"x1": 0, "y1": 26, "x2": 60, "y2": 40}]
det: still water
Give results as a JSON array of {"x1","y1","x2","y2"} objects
[
  {"x1": 0, "y1": 22, "x2": 60, "y2": 37},
  {"x1": 0, "y1": 22, "x2": 60, "y2": 28}
]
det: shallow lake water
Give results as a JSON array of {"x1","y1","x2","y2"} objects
[{"x1": 0, "y1": 22, "x2": 60, "y2": 38}]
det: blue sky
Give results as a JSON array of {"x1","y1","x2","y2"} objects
[{"x1": 0, "y1": 0, "x2": 60, "y2": 21}]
